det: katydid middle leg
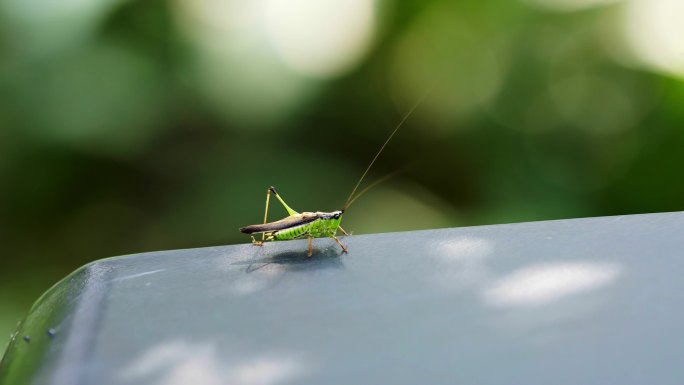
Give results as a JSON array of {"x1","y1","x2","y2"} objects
[{"x1": 307, "y1": 235, "x2": 313, "y2": 257}]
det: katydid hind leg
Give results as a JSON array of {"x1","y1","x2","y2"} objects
[
  {"x1": 261, "y1": 187, "x2": 273, "y2": 242},
  {"x1": 259, "y1": 186, "x2": 299, "y2": 242},
  {"x1": 250, "y1": 236, "x2": 264, "y2": 246},
  {"x1": 269, "y1": 186, "x2": 299, "y2": 216}
]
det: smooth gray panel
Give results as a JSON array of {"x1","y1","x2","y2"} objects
[{"x1": 2, "y1": 212, "x2": 683, "y2": 384}]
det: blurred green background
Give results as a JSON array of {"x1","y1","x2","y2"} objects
[{"x1": 1, "y1": 0, "x2": 683, "y2": 347}]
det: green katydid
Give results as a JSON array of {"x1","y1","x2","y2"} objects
[{"x1": 239, "y1": 98, "x2": 423, "y2": 257}]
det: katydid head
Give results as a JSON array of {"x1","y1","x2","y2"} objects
[
  {"x1": 321, "y1": 210, "x2": 343, "y2": 220},
  {"x1": 316, "y1": 210, "x2": 344, "y2": 235}
]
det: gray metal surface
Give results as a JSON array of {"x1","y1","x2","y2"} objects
[{"x1": 2, "y1": 212, "x2": 684, "y2": 385}]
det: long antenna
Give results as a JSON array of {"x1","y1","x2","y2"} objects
[
  {"x1": 344, "y1": 168, "x2": 404, "y2": 210},
  {"x1": 343, "y1": 91, "x2": 429, "y2": 210}
]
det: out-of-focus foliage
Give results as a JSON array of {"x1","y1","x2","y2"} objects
[{"x1": 1, "y1": 0, "x2": 683, "y2": 346}]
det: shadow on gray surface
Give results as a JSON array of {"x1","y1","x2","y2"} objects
[{"x1": 233, "y1": 247, "x2": 345, "y2": 273}]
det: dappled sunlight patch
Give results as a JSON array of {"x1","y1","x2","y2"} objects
[
  {"x1": 227, "y1": 356, "x2": 306, "y2": 385},
  {"x1": 119, "y1": 339, "x2": 309, "y2": 385},
  {"x1": 431, "y1": 237, "x2": 494, "y2": 291},
  {"x1": 436, "y1": 237, "x2": 493, "y2": 261},
  {"x1": 483, "y1": 261, "x2": 622, "y2": 307}
]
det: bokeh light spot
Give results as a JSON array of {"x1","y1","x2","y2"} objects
[
  {"x1": 0, "y1": 0, "x2": 125, "y2": 54},
  {"x1": 173, "y1": 0, "x2": 311, "y2": 129},
  {"x1": 623, "y1": 0, "x2": 684, "y2": 79},
  {"x1": 263, "y1": 0, "x2": 377, "y2": 78}
]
